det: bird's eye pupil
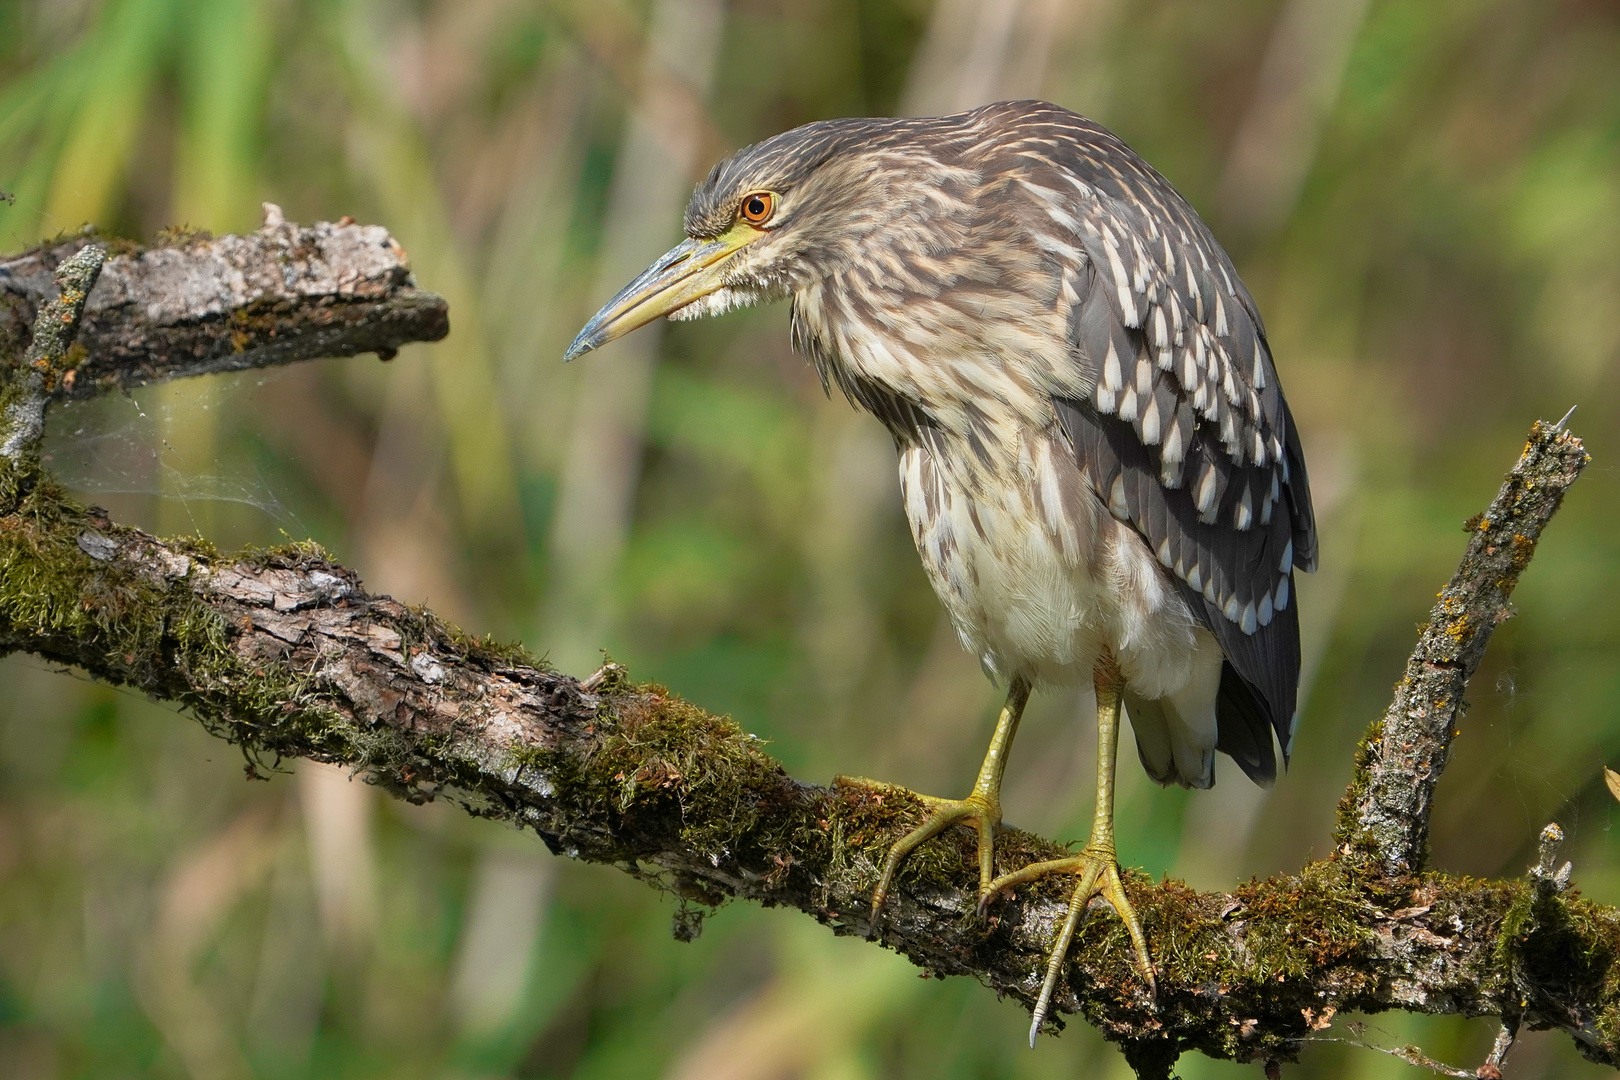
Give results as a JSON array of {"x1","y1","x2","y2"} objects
[{"x1": 741, "y1": 192, "x2": 773, "y2": 224}]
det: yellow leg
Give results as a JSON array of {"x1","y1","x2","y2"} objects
[
  {"x1": 981, "y1": 650, "x2": 1155, "y2": 1046},
  {"x1": 857, "y1": 677, "x2": 1032, "y2": 930}
]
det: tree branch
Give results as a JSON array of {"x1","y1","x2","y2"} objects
[
  {"x1": 2, "y1": 245, "x2": 104, "y2": 467},
  {"x1": 0, "y1": 204, "x2": 447, "y2": 399},
  {"x1": 1337, "y1": 414, "x2": 1589, "y2": 879},
  {"x1": 0, "y1": 220, "x2": 1609, "y2": 1079}
]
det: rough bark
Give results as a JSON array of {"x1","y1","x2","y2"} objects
[
  {"x1": 0, "y1": 222, "x2": 1607, "y2": 1080},
  {"x1": 0, "y1": 205, "x2": 448, "y2": 399},
  {"x1": 1339, "y1": 415, "x2": 1590, "y2": 880},
  {"x1": 2, "y1": 246, "x2": 104, "y2": 465}
]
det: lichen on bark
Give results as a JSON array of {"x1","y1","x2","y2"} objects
[{"x1": 1340, "y1": 416, "x2": 1590, "y2": 881}]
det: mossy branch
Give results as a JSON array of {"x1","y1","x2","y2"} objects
[{"x1": 0, "y1": 220, "x2": 1610, "y2": 1078}]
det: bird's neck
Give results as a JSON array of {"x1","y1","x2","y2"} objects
[{"x1": 790, "y1": 268, "x2": 1061, "y2": 461}]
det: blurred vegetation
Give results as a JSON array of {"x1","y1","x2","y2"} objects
[{"x1": 2, "y1": 0, "x2": 1619, "y2": 1076}]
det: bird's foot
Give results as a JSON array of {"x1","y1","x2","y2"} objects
[
  {"x1": 837, "y1": 776, "x2": 1001, "y2": 935},
  {"x1": 982, "y1": 845, "x2": 1155, "y2": 1045}
]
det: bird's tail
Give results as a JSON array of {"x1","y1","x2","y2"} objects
[{"x1": 1124, "y1": 691, "x2": 1216, "y2": 790}]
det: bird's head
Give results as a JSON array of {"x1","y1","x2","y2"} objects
[{"x1": 563, "y1": 115, "x2": 964, "y2": 361}]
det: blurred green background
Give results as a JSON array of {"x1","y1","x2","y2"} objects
[{"x1": 2, "y1": 0, "x2": 1619, "y2": 1076}]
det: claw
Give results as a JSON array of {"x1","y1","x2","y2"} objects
[
  {"x1": 986, "y1": 847, "x2": 1155, "y2": 1045},
  {"x1": 857, "y1": 680, "x2": 1032, "y2": 935},
  {"x1": 865, "y1": 786, "x2": 1001, "y2": 935}
]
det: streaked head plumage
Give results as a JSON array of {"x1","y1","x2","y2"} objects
[{"x1": 563, "y1": 113, "x2": 970, "y2": 360}]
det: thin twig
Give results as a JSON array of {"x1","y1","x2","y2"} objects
[
  {"x1": 1, "y1": 245, "x2": 104, "y2": 466},
  {"x1": 1306, "y1": 1026, "x2": 1487, "y2": 1079},
  {"x1": 1478, "y1": 1017, "x2": 1517, "y2": 1079}
]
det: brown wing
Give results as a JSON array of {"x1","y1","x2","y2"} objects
[{"x1": 979, "y1": 101, "x2": 1317, "y2": 779}]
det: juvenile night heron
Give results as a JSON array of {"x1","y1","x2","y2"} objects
[{"x1": 566, "y1": 99, "x2": 1316, "y2": 1039}]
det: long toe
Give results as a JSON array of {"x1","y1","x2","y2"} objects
[
  {"x1": 1096, "y1": 861, "x2": 1156, "y2": 995},
  {"x1": 861, "y1": 786, "x2": 1001, "y2": 932},
  {"x1": 986, "y1": 850, "x2": 1157, "y2": 1043}
]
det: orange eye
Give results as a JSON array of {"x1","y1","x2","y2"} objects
[{"x1": 739, "y1": 191, "x2": 775, "y2": 226}]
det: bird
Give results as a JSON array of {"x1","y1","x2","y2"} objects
[{"x1": 565, "y1": 99, "x2": 1316, "y2": 1043}]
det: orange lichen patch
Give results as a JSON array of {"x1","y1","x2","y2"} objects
[{"x1": 1509, "y1": 533, "x2": 1537, "y2": 572}]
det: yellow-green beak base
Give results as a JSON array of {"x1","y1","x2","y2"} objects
[{"x1": 564, "y1": 224, "x2": 759, "y2": 362}]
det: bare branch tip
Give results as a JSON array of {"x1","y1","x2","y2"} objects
[
  {"x1": 57, "y1": 243, "x2": 107, "y2": 282},
  {"x1": 580, "y1": 661, "x2": 627, "y2": 692},
  {"x1": 1537, "y1": 822, "x2": 1565, "y2": 868},
  {"x1": 1532, "y1": 822, "x2": 1573, "y2": 894}
]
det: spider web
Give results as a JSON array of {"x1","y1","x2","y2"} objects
[{"x1": 40, "y1": 371, "x2": 306, "y2": 532}]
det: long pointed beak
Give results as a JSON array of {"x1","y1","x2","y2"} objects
[{"x1": 563, "y1": 225, "x2": 759, "y2": 361}]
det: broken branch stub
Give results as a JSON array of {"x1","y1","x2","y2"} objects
[{"x1": 0, "y1": 204, "x2": 448, "y2": 399}]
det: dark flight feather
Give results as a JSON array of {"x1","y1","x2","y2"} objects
[{"x1": 991, "y1": 102, "x2": 1317, "y2": 776}]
